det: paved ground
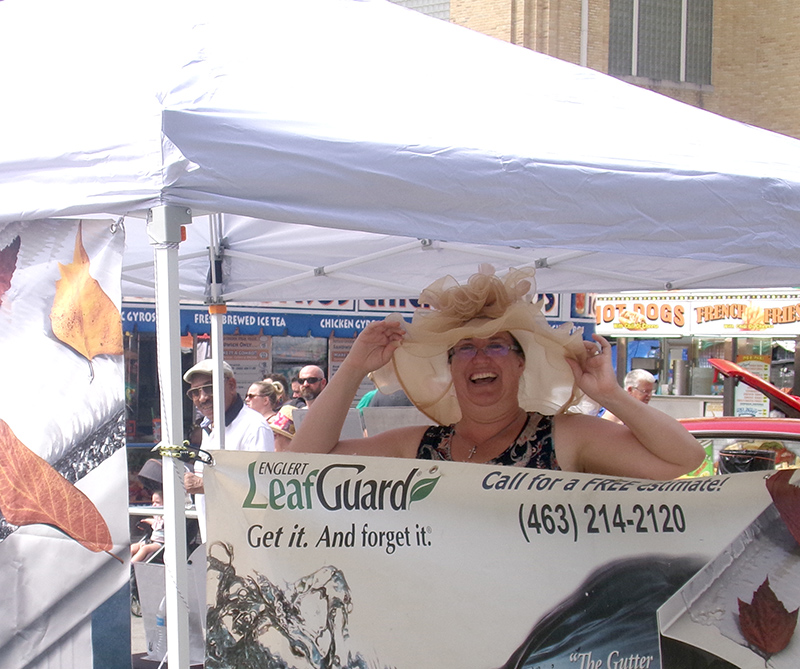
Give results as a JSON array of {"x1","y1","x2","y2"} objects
[
  {"x1": 132, "y1": 611, "x2": 147, "y2": 655},
  {"x1": 131, "y1": 612, "x2": 153, "y2": 668}
]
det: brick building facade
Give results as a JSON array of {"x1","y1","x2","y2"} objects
[{"x1": 399, "y1": 1, "x2": 800, "y2": 140}]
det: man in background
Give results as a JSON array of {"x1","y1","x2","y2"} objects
[
  {"x1": 600, "y1": 369, "x2": 656, "y2": 424},
  {"x1": 286, "y1": 375, "x2": 307, "y2": 408},
  {"x1": 183, "y1": 358, "x2": 273, "y2": 539},
  {"x1": 298, "y1": 365, "x2": 327, "y2": 408},
  {"x1": 291, "y1": 376, "x2": 303, "y2": 400}
]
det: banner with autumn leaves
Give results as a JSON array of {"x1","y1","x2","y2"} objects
[
  {"x1": 0, "y1": 219, "x2": 129, "y2": 667},
  {"x1": 205, "y1": 451, "x2": 800, "y2": 669}
]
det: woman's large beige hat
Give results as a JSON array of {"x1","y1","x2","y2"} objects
[{"x1": 370, "y1": 265, "x2": 587, "y2": 425}]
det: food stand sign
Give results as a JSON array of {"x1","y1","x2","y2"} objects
[
  {"x1": 733, "y1": 355, "x2": 770, "y2": 417},
  {"x1": 596, "y1": 292, "x2": 800, "y2": 338},
  {"x1": 595, "y1": 294, "x2": 688, "y2": 337},
  {"x1": 691, "y1": 295, "x2": 800, "y2": 337}
]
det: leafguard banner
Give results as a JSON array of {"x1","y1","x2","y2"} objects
[{"x1": 205, "y1": 452, "x2": 800, "y2": 669}]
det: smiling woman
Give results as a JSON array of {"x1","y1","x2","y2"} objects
[{"x1": 288, "y1": 266, "x2": 705, "y2": 480}]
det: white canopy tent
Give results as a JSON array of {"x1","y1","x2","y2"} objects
[
  {"x1": 4, "y1": 0, "x2": 800, "y2": 666},
  {"x1": 4, "y1": 0, "x2": 800, "y2": 298}
]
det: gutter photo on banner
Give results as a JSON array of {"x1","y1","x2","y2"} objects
[{"x1": 205, "y1": 452, "x2": 800, "y2": 669}]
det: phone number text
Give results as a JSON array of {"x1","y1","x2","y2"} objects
[{"x1": 518, "y1": 503, "x2": 687, "y2": 543}]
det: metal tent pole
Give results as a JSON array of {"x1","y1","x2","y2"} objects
[
  {"x1": 208, "y1": 213, "x2": 227, "y2": 448},
  {"x1": 147, "y1": 205, "x2": 192, "y2": 669}
]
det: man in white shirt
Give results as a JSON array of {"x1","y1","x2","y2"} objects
[{"x1": 183, "y1": 358, "x2": 273, "y2": 538}]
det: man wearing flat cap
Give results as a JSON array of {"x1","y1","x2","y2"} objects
[{"x1": 183, "y1": 358, "x2": 273, "y2": 539}]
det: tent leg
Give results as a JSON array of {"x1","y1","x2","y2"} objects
[
  {"x1": 148, "y1": 205, "x2": 192, "y2": 669},
  {"x1": 208, "y1": 214, "x2": 227, "y2": 446}
]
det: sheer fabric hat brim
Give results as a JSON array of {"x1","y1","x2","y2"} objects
[{"x1": 369, "y1": 266, "x2": 586, "y2": 426}]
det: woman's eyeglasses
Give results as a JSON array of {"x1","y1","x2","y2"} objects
[
  {"x1": 245, "y1": 393, "x2": 265, "y2": 400},
  {"x1": 186, "y1": 384, "x2": 213, "y2": 400},
  {"x1": 448, "y1": 342, "x2": 521, "y2": 361}
]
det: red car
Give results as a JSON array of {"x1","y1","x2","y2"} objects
[{"x1": 679, "y1": 359, "x2": 800, "y2": 475}]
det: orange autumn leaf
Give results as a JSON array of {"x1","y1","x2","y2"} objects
[
  {"x1": 50, "y1": 224, "x2": 123, "y2": 360},
  {"x1": 0, "y1": 419, "x2": 113, "y2": 554}
]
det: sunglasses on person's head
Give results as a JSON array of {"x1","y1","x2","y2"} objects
[
  {"x1": 299, "y1": 377, "x2": 321, "y2": 385},
  {"x1": 186, "y1": 384, "x2": 213, "y2": 400},
  {"x1": 448, "y1": 342, "x2": 522, "y2": 361}
]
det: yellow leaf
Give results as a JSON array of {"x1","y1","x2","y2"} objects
[{"x1": 50, "y1": 224, "x2": 123, "y2": 360}]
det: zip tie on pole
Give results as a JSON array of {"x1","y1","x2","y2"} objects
[{"x1": 152, "y1": 442, "x2": 214, "y2": 466}]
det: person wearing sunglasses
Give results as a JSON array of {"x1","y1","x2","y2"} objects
[
  {"x1": 183, "y1": 359, "x2": 273, "y2": 539},
  {"x1": 245, "y1": 380, "x2": 282, "y2": 421},
  {"x1": 288, "y1": 266, "x2": 703, "y2": 480},
  {"x1": 297, "y1": 366, "x2": 327, "y2": 407},
  {"x1": 246, "y1": 378, "x2": 299, "y2": 450}
]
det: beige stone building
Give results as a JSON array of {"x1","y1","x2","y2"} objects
[{"x1": 396, "y1": 0, "x2": 800, "y2": 140}]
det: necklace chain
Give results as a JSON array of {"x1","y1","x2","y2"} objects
[{"x1": 453, "y1": 412, "x2": 523, "y2": 462}]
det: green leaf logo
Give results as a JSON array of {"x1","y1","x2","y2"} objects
[{"x1": 410, "y1": 476, "x2": 440, "y2": 503}]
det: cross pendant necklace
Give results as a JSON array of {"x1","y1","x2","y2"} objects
[{"x1": 453, "y1": 411, "x2": 523, "y2": 462}]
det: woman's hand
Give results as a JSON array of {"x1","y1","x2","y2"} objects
[
  {"x1": 343, "y1": 318, "x2": 405, "y2": 376},
  {"x1": 565, "y1": 334, "x2": 622, "y2": 403},
  {"x1": 289, "y1": 316, "x2": 411, "y2": 456},
  {"x1": 559, "y1": 334, "x2": 705, "y2": 479}
]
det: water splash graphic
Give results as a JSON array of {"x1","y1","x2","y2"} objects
[{"x1": 206, "y1": 541, "x2": 391, "y2": 669}]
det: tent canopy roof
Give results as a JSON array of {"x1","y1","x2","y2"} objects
[
  {"x1": 3, "y1": 0, "x2": 800, "y2": 299},
  {"x1": 120, "y1": 215, "x2": 799, "y2": 301}
]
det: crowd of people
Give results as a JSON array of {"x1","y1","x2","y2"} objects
[
  {"x1": 179, "y1": 360, "x2": 329, "y2": 538},
  {"x1": 132, "y1": 357, "x2": 337, "y2": 552}
]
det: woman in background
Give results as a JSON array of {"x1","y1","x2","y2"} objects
[
  {"x1": 247, "y1": 378, "x2": 296, "y2": 450},
  {"x1": 245, "y1": 380, "x2": 282, "y2": 421}
]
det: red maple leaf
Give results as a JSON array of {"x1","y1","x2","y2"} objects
[
  {"x1": 766, "y1": 469, "x2": 800, "y2": 547},
  {"x1": 738, "y1": 577, "x2": 798, "y2": 657}
]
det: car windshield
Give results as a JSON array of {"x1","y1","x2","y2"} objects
[{"x1": 691, "y1": 434, "x2": 800, "y2": 475}]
